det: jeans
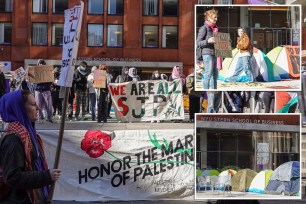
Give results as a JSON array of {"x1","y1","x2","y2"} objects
[
  {"x1": 230, "y1": 56, "x2": 254, "y2": 82},
  {"x1": 207, "y1": 92, "x2": 222, "y2": 113},
  {"x1": 35, "y1": 90, "x2": 53, "y2": 120},
  {"x1": 89, "y1": 93, "x2": 96, "y2": 120},
  {"x1": 202, "y1": 55, "x2": 218, "y2": 89}
]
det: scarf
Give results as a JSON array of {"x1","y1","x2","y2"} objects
[
  {"x1": 128, "y1": 68, "x2": 139, "y2": 81},
  {"x1": 205, "y1": 21, "x2": 223, "y2": 70},
  {"x1": 0, "y1": 90, "x2": 50, "y2": 201},
  {"x1": 171, "y1": 66, "x2": 186, "y2": 85}
]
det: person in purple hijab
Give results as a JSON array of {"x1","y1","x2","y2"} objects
[{"x1": 0, "y1": 90, "x2": 60, "y2": 204}]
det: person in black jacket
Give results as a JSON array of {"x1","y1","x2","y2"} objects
[
  {"x1": 97, "y1": 63, "x2": 109, "y2": 123},
  {"x1": 0, "y1": 68, "x2": 6, "y2": 98},
  {"x1": 0, "y1": 90, "x2": 61, "y2": 204},
  {"x1": 73, "y1": 61, "x2": 88, "y2": 121}
]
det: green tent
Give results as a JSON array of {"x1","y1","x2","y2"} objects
[{"x1": 230, "y1": 169, "x2": 257, "y2": 192}]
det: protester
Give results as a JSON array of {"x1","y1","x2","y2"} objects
[
  {"x1": 127, "y1": 67, "x2": 140, "y2": 82},
  {"x1": 0, "y1": 90, "x2": 61, "y2": 203},
  {"x1": 0, "y1": 66, "x2": 6, "y2": 98},
  {"x1": 106, "y1": 70, "x2": 114, "y2": 119},
  {"x1": 51, "y1": 67, "x2": 62, "y2": 118},
  {"x1": 97, "y1": 64, "x2": 109, "y2": 123},
  {"x1": 33, "y1": 59, "x2": 54, "y2": 123},
  {"x1": 186, "y1": 70, "x2": 201, "y2": 122},
  {"x1": 196, "y1": 9, "x2": 220, "y2": 89},
  {"x1": 227, "y1": 27, "x2": 254, "y2": 82},
  {"x1": 263, "y1": 91, "x2": 275, "y2": 113},
  {"x1": 151, "y1": 70, "x2": 162, "y2": 80},
  {"x1": 9, "y1": 74, "x2": 17, "y2": 92},
  {"x1": 160, "y1": 73, "x2": 168, "y2": 81},
  {"x1": 226, "y1": 91, "x2": 243, "y2": 113},
  {"x1": 207, "y1": 91, "x2": 222, "y2": 113},
  {"x1": 87, "y1": 66, "x2": 97, "y2": 121},
  {"x1": 73, "y1": 61, "x2": 88, "y2": 121},
  {"x1": 115, "y1": 66, "x2": 129, "y2": 83}
]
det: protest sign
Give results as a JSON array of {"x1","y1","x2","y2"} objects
[
  {"x1": 13, "y1": 67, "x2": 26, "y2": 82},
  {"x1": 58, "y1": 2, "x2": 84, "y2": 87},
  {"x1": 109, "y1": 79, "x2": 184, "y2": 122},
  {"x1": 93, "y1": 70, "x2": 106, "y2": 88},
  {"x1": 40, "y1": 129, "x2": 194, "y2": 201},
  {"x1": 214, "y1": 32, "x2": 232, "y2": 58},
  {"x1": 27, "y1": 65, "x2": 54, "y2": 83}
]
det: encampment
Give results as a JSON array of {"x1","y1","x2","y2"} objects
[
  {"x1": 275, "y1": 92, "x2": 298, "y2": 113},
  {"x1": 248, "y1": 170, "x2": 273, "y2": 194},
  {"x1": 230, "y1": 169, "x2": 257, "y2": 191},
  {"x1": 265, "y1": 161, "x2": 300, "y2": 196}
]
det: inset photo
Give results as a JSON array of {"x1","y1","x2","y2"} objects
[
  {"x1": 195, "y1": 5, "x2": 301, "y2": 91},
  {"x1": 195, "y1": 114, "x2": 301, "y2": 200}
]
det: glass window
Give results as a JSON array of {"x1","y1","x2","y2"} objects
[
  {"x1": 107, "y1": 24, "x2": 123, "y2": 47},
  {"x1": 108, "y1": 0, "x2": 124, "y2": 15},
  {"x1": 162, "y1": 26, "x2": 178, "y2": 49},
  {"x1": 162, "y1": 0, "x2": 178, "y2": 16},
  {"x1": 32, "y1": 23, "x2": 48, "y2": 46},
  {"x1": 52, "y1": 23, "x2": 64, "y2": 46},
  {"x1": 88, "y1": 24, "x2": 103, "y2": 47},
  {"x1": 220, "y1": 132, "x2": 236, "y2": 151},
  {"x1": 143, "y1": 0, "x2": 158, "y2": 16},
  {"x1": 0, "y1": 0, "x2": 12, "y2": 12},
  {"x1": 33, "y1": 0, "x2": 48, "y2": 13},
  {"x1": 53, "y1": 0, "x2": 68, "y2": 14},
  {"x1": 207, "y1": 131, "x2": 219, "y2": 151},
  {"x1": 143, "y1": 25, "x2": 158, "y2": 48},
  {"x1": 88, "y1": 0, "x2": 104, "y2": 15},
  {"x1": 0, "y1": 22, "x2": 12, "y2": 45}
]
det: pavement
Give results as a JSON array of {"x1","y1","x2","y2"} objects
[{"x1": 195, "y1": 79, "x2": 301, "y2": 91}]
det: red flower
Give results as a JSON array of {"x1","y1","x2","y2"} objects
[{"x1": 81, "y1": 130, "x2": 112, "y2": 158}]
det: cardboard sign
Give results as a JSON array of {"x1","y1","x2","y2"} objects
[
  {"x1": 13, "y1": 67, "x2": 26, "y2": 82},
  {"x1": 213, "y1": 32, "x2": 232, "y2": 58},
  {"x1": 93, "y1": 70, "x2": 106, "y2": 88},
  {"x1": 27, "y1": 65, "x2": 54, "y2": 83}
]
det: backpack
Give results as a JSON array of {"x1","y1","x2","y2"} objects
[{"x1": 0, "y1": 135, "x2": 10, "y2": 201}]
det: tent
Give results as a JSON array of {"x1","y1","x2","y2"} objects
[
  {"x1": 248, "y1": 170, "x2": 273, "y2": 194},
  {"x1": 200, "y1": 169, "x2": 220, "y2": 177},
  {"x1": 219, "y1": 47, "x2": 278, "y2": 82},
  {"x1": 266, "y1": 46, "x2": 300, "y2": 79},
  {"x1": 275, "y1": 92, "x2": 298, "y2": 113},
  {"x1": 265, "y1": 161, "x2": 300, "y2": 196},
  {"x1": 216, "y1": 169, "x2": 237, "y2": 190},
  {"x1": 230, "y1": 169, "x2": 257, "y2": 192}
]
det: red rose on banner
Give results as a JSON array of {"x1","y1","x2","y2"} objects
[{"x1": 81, "y1": 130, "x2": 112, "y2": 158}]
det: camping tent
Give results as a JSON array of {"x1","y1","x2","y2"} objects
[
  {"x1": 265, "y1": 161, "x2": 300, "y2": 196},
  {"x1": 219, "y1": 47, "x2": 278, "y2": 82},
  {"x1": 266, "y1": 46, "x2": 300, "y2": 79},
  {"x1": 275, "y1": 92, "x2": 298, "y2": 113},
  {"x1": 216, "y1": 169, "x2": 237, "y2": 190},
  {"x1": 200, "y1": 169, "x2": 220, "y2": 177},
  {"x1": 248, "y1": 170, "x2": 273, "y2": 194},
  {"x1": 230, "y1": 169, "x2": 257, "y2": 192}
]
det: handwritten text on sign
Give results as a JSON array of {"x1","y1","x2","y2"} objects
[
  {"x1": 27, "y1": 65, "x2": 54, "y2": 83},
  {"x1": 58, "y1": 2, "x2": 84, "y2": 87},
  {"x1": 214, "y1": 32, "x2": 232, "y2": 58},
  {"x1": 93, "y1": 70, "x2": 106, "y2": 88},
  {"x1": 108, "y1": 79, "x2": 184, "y2": 122}
]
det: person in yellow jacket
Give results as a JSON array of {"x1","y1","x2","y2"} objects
[{"x1": 228, "y1": 27, "x2": 254, "y2": 82}]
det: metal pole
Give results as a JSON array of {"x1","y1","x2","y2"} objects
[{"x1": 47, "y1": 86, "x2": 70, "y2": 204}]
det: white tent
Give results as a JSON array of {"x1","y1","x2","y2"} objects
[{"x1": 248, "y1": 170, "x2": 273, "y2": 194}]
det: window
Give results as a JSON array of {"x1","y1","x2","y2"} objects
[
  {"x1": 32, "y1": 23, "x2": 48, "y2": 46},
  {"x1": 88, "y1": 24, "x2": 103, "y2": 47},
  {"x1": 0, "y1": 0, "x2": 12, "y2": 12},
  {"x1": 143, "y1": 0, "x2": 158, "y2": 16},
  {"x1": 143, "y1": 25, "x2": 158, "y2": 48},
  {"x1": 53, "y1": 0, "x2": 68, "y2": 14},
  {"x1": 107, "y1": 24, "x2": 123, "y2": 47},
  {"x1": 88, "y1": 0, "x2": 103, "y2": 15},
  {"x1": 108, "y1": 0, "x2": 123, "y2": 15},
  {"x1": 162, "y1": 26, "x2": 178, "y2": 49},
  {"x1": 33, "y1": 0, "x2": 48, "y2": 13},
  {"x1": 0, "y1": 23, "x2": 12, "y2": 45},
  {"x1": 52, "y1": 23, "x2": 64, "y2": 46},
  {"x1": 163, "y1": 0, "x2": 178, "y2": 16}
]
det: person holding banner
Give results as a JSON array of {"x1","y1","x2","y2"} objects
[
  {"x1": 196, "y1": 9, "x2": 219, "y2": 89},
  {"x1": 169, "y1": 65, "x2": 186, "y2": 89},
  {"x1": 115, "y1": 66, "x2": 129, "y2": 83},
  {"x1": 33, "y1": 59, "x2": 54, "y2": 123},
  {"x1": 97, "y1": 64, "x2": 109, "y2": 123},
  {"x1": 151, "y1": 70, "x2": 163, "y2": 80},
  {"x1": 127, "y1": 67, "x2": 140, "y2": 82},
  {"x1": 227, "y1": 27, "x2": 254, "y2": 82},
  {"x1": 0, "y1": 90, "x2": 61, "y2": 203}
]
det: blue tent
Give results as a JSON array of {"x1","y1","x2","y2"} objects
[{"x1": 265, "y1": 161, "x2": 300, "y2": 196}]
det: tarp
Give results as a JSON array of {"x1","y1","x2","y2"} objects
[
  {"x1": 219, "y1": 47, "x2": 277, "y2": 82},
  {"x1": 265, "y1": 161, "x2": 300, "y2": 195},
  {"x1": 248, "y1": 170, "x2": 273, "y2": 194},
  {"x1": 38, "y1": 129, "x2": 194, "y2": 201},
  {"x1": 230, "y1": 169, "x2": 257, "y2": 192},
  {"x1": 275, "y1": 92, "x2": 298, "y2": 113},
  {"x1": 266, "y1": 46, "x2": 300, "y2": 79},
  {"x1": 109, "y1": 79, "x2": 184, "y2": 122}
]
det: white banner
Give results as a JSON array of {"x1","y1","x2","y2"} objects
[
  {"x1": 108, "y1": 79, "x2": 185, "y2": 122},
  {"x1": 58, "y1": 2, "x2": 84, "y2": 87},
  {"x1": 39, "y1": 129, "x2": 194, "y2": 201}
]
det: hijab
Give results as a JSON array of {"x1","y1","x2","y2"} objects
[
  {"x1": 128, "y1": 67, "x2": 140, "y2": 81},
  {"x1": 171, "y1": 66, "x2": 186, "y2": 85}
]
